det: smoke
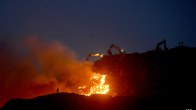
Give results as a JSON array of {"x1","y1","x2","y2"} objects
[{"x1": 0, "y1": 36, "x2": 93, "y2": 107}]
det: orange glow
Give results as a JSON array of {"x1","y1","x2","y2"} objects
[{"x1": 78, "y1": 73, "x2": 109, "y2": 96}]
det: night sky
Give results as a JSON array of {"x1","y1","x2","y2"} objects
[{"x1": 1, "y1": 0, "x2": 196, "y2": 58}]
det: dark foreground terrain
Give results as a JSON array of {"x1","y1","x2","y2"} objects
[
  {"x1": 1, "y1": 45, "x2": 195, "y2": 110},
  {"x1": 0, "y1": 92, "x2": 193, "y2": 110}
]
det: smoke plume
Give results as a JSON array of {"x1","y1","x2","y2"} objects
[{"x1": 0, "y1": 36, "x2": 93, "y2": 107}]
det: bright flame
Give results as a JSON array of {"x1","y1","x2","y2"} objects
[{"x1": 78, "y1": 73, "x2": 109, "y2": 96}]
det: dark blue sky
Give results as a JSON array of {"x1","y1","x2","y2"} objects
[{"x1": 0, "y1": 0, "x2": 196, "y2": 58}]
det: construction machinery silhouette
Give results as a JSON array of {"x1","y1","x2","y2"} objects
[
  {"x1": 156, "y1": 40, "x2": 168, "y2": 51},
  {"x1": 86, "y1": 53, "x2": 104, "y2": 61},
  {"x1": 107, "y1": 44, "x2": 126, "y2": 55},
  {"x1": 86, "y1": 44, "x2": 125, "y2": 61}
]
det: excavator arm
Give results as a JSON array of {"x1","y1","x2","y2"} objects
[
  {"x1": 156, "y1": 40, "x2": 168, "y2": 51},
  {"x1": 86, "y1": 44, "x2": 125, "y2": 61},
  {"x1": 107, "y1": 44, "x2": 125, "y2": 55}
]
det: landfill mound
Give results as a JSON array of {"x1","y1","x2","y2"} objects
[
  {"x1": 93, "y1": 46, "x2": 195, "y2": 99},
  {"x1": 1, "y1": 92, "x2": 191, "y2": 110},
  {"x1": 1, "y1": 45, "x2": 195, "y2": 110}
]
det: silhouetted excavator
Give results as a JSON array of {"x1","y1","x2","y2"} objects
[
  {"x1": 86, "y1": 44, "x2": 125, "y2": 61},
  {"x1": 156, "y1": 40, "x2": 168, "y2": 51},
  {"x1": 86, "y1": 53, "x2": 104, "y2": 61},
  {"x1": 107, "y1": 44, "x2": 125, "y2": 55}
]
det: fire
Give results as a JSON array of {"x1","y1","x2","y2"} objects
[{"x1": 78, "y1": 73, "x2": 109, "y2": 96}]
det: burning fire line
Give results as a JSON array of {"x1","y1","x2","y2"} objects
[{"x1": 78, "y1": 73, "x2": 109, "y2": 96}]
